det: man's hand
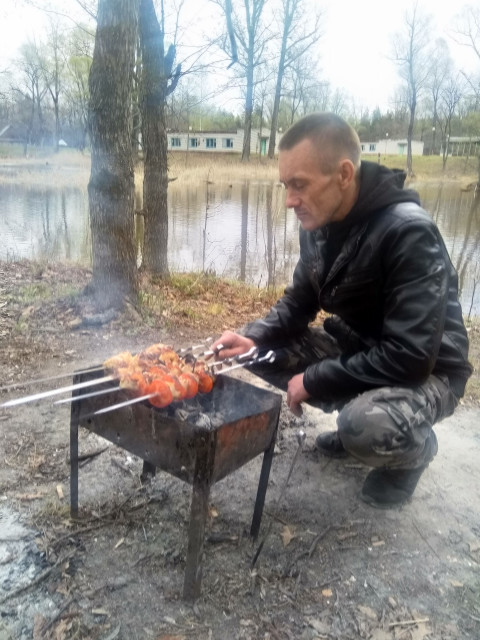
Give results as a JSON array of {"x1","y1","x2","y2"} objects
[
  {"x1": 287, "y1": 373, "x2": 311, "y2": 417},
  {"x1": 211, "y1": 331, "x2": 256, "y2": 360}
]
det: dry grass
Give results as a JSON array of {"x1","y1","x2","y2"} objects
[
  {"x1": 1, "y1": 148, "x2": 477, "y2": 189},
  {"x1": 138, "y1": 270, "x2": 286, "y2": 335},
  {"x1": 381, "y1": 154, "x2": 478, "y2": 183},
  {"x1": 167, "y1": 151, "x2": 280, "y2": 184}
]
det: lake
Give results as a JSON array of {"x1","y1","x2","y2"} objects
[{"x1": 0, "y1": 174, "x2": 478, "y2": 315}]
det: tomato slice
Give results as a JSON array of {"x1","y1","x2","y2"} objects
[
  {"x1": 177, "y1": 372, "x2": 199, "y2": 399},
  {"x1": 193, "y1": 365, "x2": 214, "y2": 393},
  {"x1": 146, "y1": 379, "x2": 173, "y2": 408},
  {"x1": 162, "y1": 373, "x2": 187, "y2": 402}
]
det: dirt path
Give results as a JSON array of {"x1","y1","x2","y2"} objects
[{"x1": 0, "y1": 261, "x2": 479, "y2": 639}]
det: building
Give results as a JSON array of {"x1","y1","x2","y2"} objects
[
  {"x1": 167, "y1": 128, "x2": 273, "y2": 155},
  {"x1": 360, "y1": 138, "x2": 424, "y2": 156},
  {"x1": 167, "y1": 130, "x2": 429, "y2": 157},
  {"x1": 439, "y1": 136, "x2": 480, "y2": 157}
]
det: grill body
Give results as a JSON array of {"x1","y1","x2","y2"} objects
[{"x1": 69, "y1": 369, "x2": 282, "y2": 599}]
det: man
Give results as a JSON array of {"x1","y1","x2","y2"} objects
[{"x1": 212, "y1": 112, "x2": 472, "y2": 509}]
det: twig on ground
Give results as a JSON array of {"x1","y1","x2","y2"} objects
[
  {"x1": 77, "y1": 446, "x2": 109, "y2": 468},
  {"x1": 388, "y1": 618, "x2": 430, "y2": 628}
]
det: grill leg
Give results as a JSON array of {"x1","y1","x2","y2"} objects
[
  {"x1": 183, "y1": 431, "x2": 216, "y2": 601},
  {"x1": 70, "y1": 391, "x2": 80, "y2": 518},
  {"x1": 140, "y1": 461, "x2": 156, "y2": 484},
  {"x1": 250, "y1": 411, "x2": 280, "y2": 539}
]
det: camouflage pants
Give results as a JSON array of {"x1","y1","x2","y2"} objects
[{"x1": 250, "y1": 327, "x2": 458, "y2": 470}]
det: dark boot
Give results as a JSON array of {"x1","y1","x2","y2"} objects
[
  {"x1": 315, "y1": 430, "x2": 349, "y2": 458},
  {"x1": 360, "y1": 465, "x2": 429, "y2": 509}
]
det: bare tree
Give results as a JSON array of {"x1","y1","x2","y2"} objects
[
  {"x1": 438, "y1": 75, "x2": 464, "y2": 170},
  {"x1": 64, "y1": 26, "x2": 94, "y2": 150},
  {"x1": 88, "y1": 0, "x2": 140, "y2": 310},
  {"x1": 213, "y1": 0, "x2": 269, "y2": 162},
  {"x1": 392, "y1": 2, "x2": 432, "y2": 176},
  {"x1": 14, "y1": 41, "x2": 49, "y2": 153},
  {"x1": 280, "y1": 56, "x2": 327, "y2": 125},
  {"x1": 267, "y1": 0, "x2": 321, "y2": 158},
  {"x1": 453, "y1": 4, "x2": 480, "y2": 65},
  {"x1": 426, "y1": 38, "x2": 452, "y2": 155},
  {"x1": 39, "y1": 19, "x2": 66, "y2": 152},
  {"x1": 452, "y1": 5, "x2": 480, "y2": 119}
]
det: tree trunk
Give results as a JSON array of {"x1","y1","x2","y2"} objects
[
  {"x1": 242, "y1": 71, "x2": 253, "y2": 162},
  {"x1": 53, "y1": 97, "x2": 60, "y2": 152},
  {"x1": 139, "y1": 0, "x2": 169, "y2": 275},
  {"x1": 406, "y1": 95, "x2": 416, "y2": 177},
  {"x1": 268, "y1": 4, "x2": 289, "y2": 160},
  {"x1": 87, "y1": 0, "x2": 139, "y2": 310},
  {"x1": 268, "y1": 72, "x2": 282, "y2": 159}
]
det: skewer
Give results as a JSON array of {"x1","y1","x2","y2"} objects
[
  {"x1": 215, "y1": 350, "x2": 276, "y2": 374},
  {"x1": 94, "y1": 393, "x2": 157, "y2": 415},
  {"x1": 54, "y1": 385, "x2": 122, "y2": 405},
  {"x1": 177, "y1": 338, "x2": 213, "y2": 355},
  {"x1": 0, "y1": 365, "x2": 105, "y2": 392},
  {"x1": 0, "y1": 375, "x2": 115, "y2": 408}
]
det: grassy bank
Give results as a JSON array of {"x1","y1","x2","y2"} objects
[
  {"x1": 0, "y1": 148, "x2": 477, "y2": 188},
  {"x1": 1, "y1": 261, "x2": 478, "y2": 406}
]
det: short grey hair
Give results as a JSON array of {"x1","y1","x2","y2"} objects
[{"x1": 278, "y1": 112, "x2": 361, "y2": 174}]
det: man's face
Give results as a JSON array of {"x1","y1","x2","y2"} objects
[{"x1": 278, "y1": 138, "x2": 351, "y2": 231}]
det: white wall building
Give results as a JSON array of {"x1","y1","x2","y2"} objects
[
  {"x1": 167, "y1": 128, "x2": 274, "y2": 155},
  {"x1": 168, "y1": 130, "x2": 425, "y2": 158},
  {"x1": 360, "y1": 138, "x2": 424, "y2": 156}
]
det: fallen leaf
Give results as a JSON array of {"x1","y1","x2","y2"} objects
[
  {"x1": 52, "y1": 618, "x2": 71, "y2": 640},
  {"x1": 20, "y1": 306, "x2": 34, "y2": 318},
  {"x1": 357, "y1": 605, "x2": 378, "y2": 621},
  {"x1": 307, "y1": 618, "x2": 330, "y2": 634},
  {"x1": 56, "y1": 484, "x2": 64, "y2": 500},
  {"x1": 372, "y1": 540, "x2": 385, "y2": 547},
  {"x1": 281, "y1": 525, "x2": 295, "y2": 547},
  {"x1": 33, "y1": 614, "x2": 47, "y2": 640},
  {"x1": 321, "y1": 588, "x2": 333, "y2": 597},
  {"x1": 451, "y1": 580, "x2": 464, "y2": 587},
  {"x1": 209, "y1": 505, "x2": 219, "y2": 518}
]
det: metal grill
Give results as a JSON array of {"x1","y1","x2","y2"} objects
[{"x1": 69, "y1": 369, "x2": 282, "y2": 600}]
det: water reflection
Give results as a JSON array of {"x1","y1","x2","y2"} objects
[
  {"x1": 411, "y1": 180, "x2": 480, "y2": 317},
  {"x1": 0, "y1": 179, "x2": 479, "y2": 315},
  {"x1": 0, "y1": 185, "x2": 90, "y2": 263}
]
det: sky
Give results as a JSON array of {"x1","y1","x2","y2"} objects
[
  {"x1": 0, "y1": 0, "x2": 477, "y2": 113},
  {"x1": 318, "y1": 0, "x2": 476, "y2": 111}
]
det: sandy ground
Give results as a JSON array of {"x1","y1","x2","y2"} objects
[{"x1": 0, "y1": 262, "x2": 479, "y2": 639}]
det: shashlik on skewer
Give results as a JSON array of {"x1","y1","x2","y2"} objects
[
  {"x1": 102, "y1": 343, "x2": 215, "y2": 409},
  {"x1": 0, "y1": 342, "x2": 274, "y2": 410}
]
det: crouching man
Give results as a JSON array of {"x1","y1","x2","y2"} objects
[{"x1": 212, "y1": 112, "x2": 472, "y2": 509}]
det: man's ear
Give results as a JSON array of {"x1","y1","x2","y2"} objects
[{"x1": 338, "y1": 159, "x2": 356, "y2": 189}]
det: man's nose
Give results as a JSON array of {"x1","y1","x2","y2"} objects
[{"x1": 285, "y1": 189, "x2": 300, "y2": 208}]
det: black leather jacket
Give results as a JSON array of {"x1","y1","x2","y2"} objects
[{"x1": 245, "y1": 162, "x2": 472, "y2": 402}]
